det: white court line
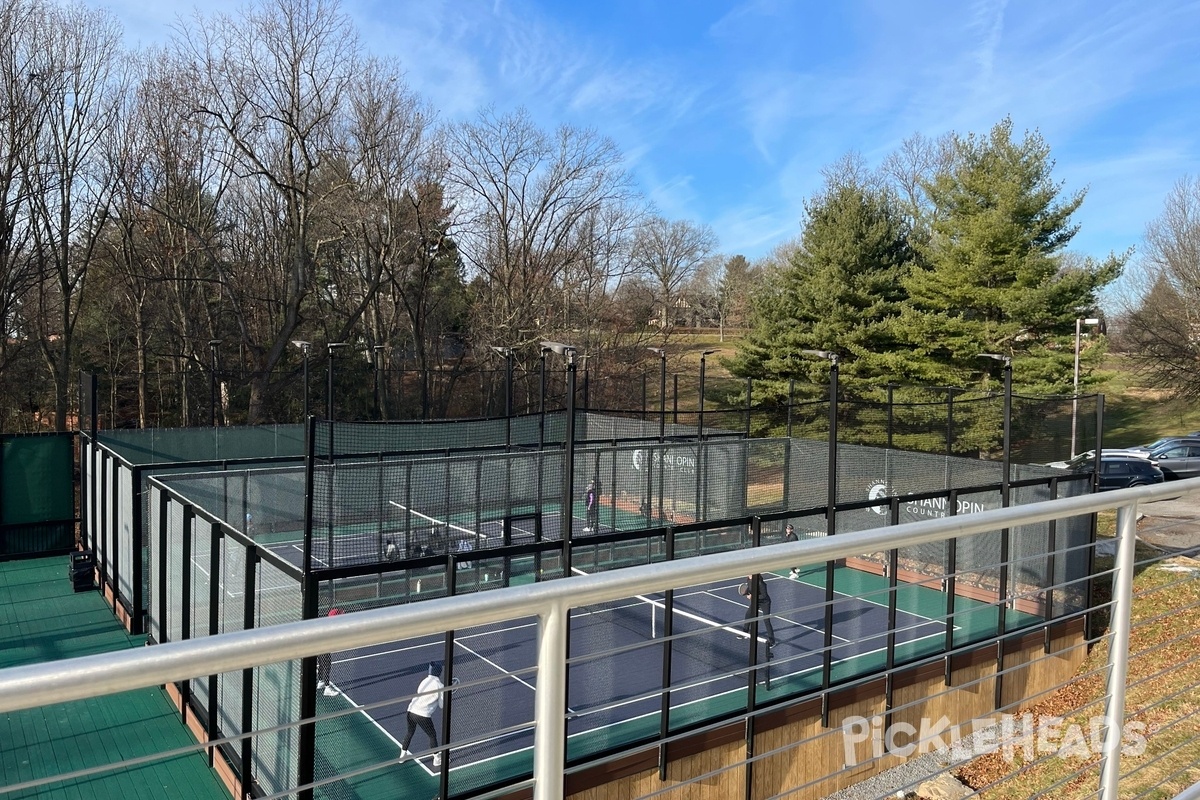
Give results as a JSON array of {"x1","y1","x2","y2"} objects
[
  {"x1": 467, "y1": 627, "x2": 953, "y2": 769},
  {"x1": 773, "y1": 570, "x2": 953, "y2": 627},
  {"x1": 570, "y1": 567, "x2": 770, "y2": 645},
  {"x1": 781, "y1": 577, "x2": 963, "y2": 633},
  {"x1": 294, "y1": 543, "x2": 329, "y2": 568},
  {"x1": 188, "y1": 557, "x2": 297, "y2": 601},
  {"x1": 329, "y1": 683, "x2": 438, "y2": 777},
  {"x1": 697, "y1": 586, "x2": 854, "y2": 643},
  {"x1": 325, "y1": 629, "x2": 551, "y2": 775},
  {"x1": 451, "y1": 638, "x2": 579, "y2": 715},
  {"x1": 330, "y1": 598, "x2": 955, "y2": 772},
  {"x1": 566, "y1": 665, "x2": 760, "y2": 723},
  {"x1": 387, "y1": 499, "x2": 494, "y2": 542}
]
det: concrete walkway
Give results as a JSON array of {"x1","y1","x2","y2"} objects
[{"x1": 1138, "y1": 486, "x2": 1200, "y2": 553}]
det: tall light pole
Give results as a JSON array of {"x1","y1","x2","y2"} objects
[
  {"x1": 1072, "y1": 317, "x2": 1101, "y2": 458},
  {"x1": 648, "y1": 347, "x2": 667, "y2": 441},
  {"x1": 580, "y1": 354, "x2": 590, "y2": 411},
  {"x1": 538, "y1": 346, "x2": 549, "y2": 450},
  {"x1": 491, "y1": 346, "x2": 515, "y2": 450},
  {"x1": 291, "y1": 341, "x2": 311, "y2": 423},
  {"x1": 490, "y1": 346, "x2": 515, "y2": 419},
  {"x1": 208, "y1": 340, "x2": 221, "y2": 427},
  {"x1": 698, "y1": 349, "x2": 718, "y2": 440},
  {"x1": 979, "y1": 353, "x2": 1013, "y2": 505},
  {"x1": 802, "y1": 350, "x2": 839, "y2": 537},
  {"x1": 886, "y1": 382, "x2": 898, "y2": 450},
  {"x1": 980, "y1": 351, "x2": 1014, "y2": 661},
  {"x1": 326, "y1": 342, "x2": 347, "y2": 421},
  {"x1": 542, "y1": 341, "x2": 577, "y2": 574},
  {"x1": 371, "y1": 345, "x2": 387, "y2": 420},
  {"x1": 803, "y1": 348, "x2": 839, "y2": 696},
  {"x1": 696, "y1": 349, "x2": 719, "y2": 524}
]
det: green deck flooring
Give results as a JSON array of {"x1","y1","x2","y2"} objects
[{"x1": 0, "y1": 557, "x2": 229, "y2": 800}]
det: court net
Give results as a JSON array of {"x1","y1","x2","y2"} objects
[
  {"x1": 569, "y1": 566, "x2": 771, "y2": 645},
  {"x1": 387, "y1": 501, "x2": 489, "y2": 558}
]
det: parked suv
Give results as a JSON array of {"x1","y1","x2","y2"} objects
[
  {"x1": 1044, "y1": 449, "x2": 1146, "y2": 470},
  {"x1": 1068, "y1": 453, "x2": 1165, "y2": 490},
  {"x1": 1144, "y1": 439, "x2": 1200, "y2": 480}
]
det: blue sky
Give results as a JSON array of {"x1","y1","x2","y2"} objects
[{"x1": 99, "y1": 0, "x2": 1200, "y2": 290}]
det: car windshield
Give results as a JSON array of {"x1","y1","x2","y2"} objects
[
  {"x1": 1141, "y1": 438, "x2": 1178, "y2": 451},
  {"x1": 1150, "y1": 441, "x2": 1198, "y2": 459},
  {"x1": 1064, "y1": 452, "x2": 1096, "y2": 469}
]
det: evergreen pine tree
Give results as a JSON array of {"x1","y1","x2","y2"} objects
[
  {"x1": 890, "y1": 118, "x2": 1123, "y2": 393},
  {"x1": 730, "y1": 181, "x2": 914, "y2": 398}
]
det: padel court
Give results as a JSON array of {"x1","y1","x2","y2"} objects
[
  {"x1": 147, "y1": 422, "x2": 1081, "y2": 800},
  {"x1": 311, "y1": 542, "x2": 1013, "y2": 793}
]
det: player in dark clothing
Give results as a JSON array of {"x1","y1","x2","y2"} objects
[
  {"x1": 316, "y1": 607, "x2": 342, "y2": 696},
  {"x1": 584, "y1": 479, "x2": 599, "y2": 531},
  {"x1": 740, "y1": 575, "x2": 776, "y2": 649},
  {"x1": 783, "y1": 523, "x2": 801, "y2": 579}
]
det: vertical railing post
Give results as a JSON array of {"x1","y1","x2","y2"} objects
[
  {"x1": 641, "y1": 373, "x2": 647, "y2": 421},
  {"x1": 1099, "y1": 500, "x2": 1138, "y2": 800},
  {"x1": 672, "y1": 374, "x2": 679, "y2": 425},
  {"x1": 533, "y1": 601, "x2": 569, "y2": 800},
  {"x1": 786, "y1": 378, "x2": 795, "y2": 438},
  {"x1": 745, "y1": 377, "x2": 753, "y2": 437}
]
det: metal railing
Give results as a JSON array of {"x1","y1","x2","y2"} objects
[{"x1": 2, "y1": 479, "x2": 1200, "y2": 800}]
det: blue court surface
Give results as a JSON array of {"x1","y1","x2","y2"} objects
[
  {"x1": 246, "y1": 506, "x2": 977, "y2": 794},
  {"x1": 263, "y1": 508, "x2": 568, "y2": 571},
  {"x1": 317, "y1": 568, "x2": 950, "y2": 787}
]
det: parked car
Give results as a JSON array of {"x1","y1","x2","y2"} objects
[
  {"x1": 1076, "y1": 454, "x2": 1165, "y2": 490},
  {"x1": 1047, "y1": 452, "x2": 1165, "y2": 489},
  {"x1": 1044, "y1": 450, "x2": 1149, "y2": 470},
  {"x1": 1143, "y1": 439, "x2": 1200, "y2": 480},
  {"x1": 1123, "y1": 436, "x2": 1195, "y2": 456}
]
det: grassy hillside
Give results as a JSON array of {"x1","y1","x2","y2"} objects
[
  {"x1": 665, "y1": 329, "x2": 744, "y2": 377},
  {"x1": 1096, "y1": 356, "x2": 1200, "y2": 447},
  {"x1": 667, "y1": 335, "x2": 1200, "y2": 447}
]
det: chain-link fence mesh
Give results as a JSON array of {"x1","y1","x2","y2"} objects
[{"x1": 143, "y1": 427, "x2": 1097, "y2": 800}]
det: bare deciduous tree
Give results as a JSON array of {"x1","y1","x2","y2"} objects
[
  {"x1": 22, "y1": 0, "x2": 125, "y2": 430},
  {"x1": 632, "y1": 215, "x2": 718, "y2": 331},
  {"x1": 879, "y1": 131, "x2": 955, "y2": 239},
  {"x1": 326, "y1": 59, "x2": 460, "y2": 417},
  {"x1": 446, "y1": 108, "x2": 635, "y2": 351},
  {"x1": 0, "y1": 0, "x2": 46, "y2": 428},
  {"x1": 175, "y1": 0, "x2": 361, "y2": 421},
  {"x1": 1122, "y1": 175, "x2": 1200, "y2": 399}
]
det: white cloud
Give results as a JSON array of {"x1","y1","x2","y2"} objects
[{"x1": 72, "y1": 0, "x2": 1200, "y2": 274}]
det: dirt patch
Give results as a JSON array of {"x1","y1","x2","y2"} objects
[{"x1": 1120, "y1": 387, "x2": 1175, "y2": 401}]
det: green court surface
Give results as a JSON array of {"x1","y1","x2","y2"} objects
[
  {"x1": 0, "y1": 550, "x2": 1037, "y2": 799},
  {"x1": 0, "y1": 557, "x2": 229, "y2": 800}
]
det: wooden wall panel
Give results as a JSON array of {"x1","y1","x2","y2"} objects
[
  {"x1": 568, "y1": 741, "x2": 745, "y2": 800},
  {"x1": 1000, "y1": 632, "x2": 1087, "y2": 711},
  {"x1": 565, "y1": 625, "x2": 1087, "y2": 800},
  {"x1": 752, "y1": 693, "x2": 888, "y2": 800}
]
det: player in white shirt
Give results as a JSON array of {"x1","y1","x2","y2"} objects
[{"x1": 400, "y1": 661, "x2": 448, "y2": 766}]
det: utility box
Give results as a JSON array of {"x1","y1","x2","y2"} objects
[{"x1": 70, "y1": 549, "x2": 94, "y2": 592}]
